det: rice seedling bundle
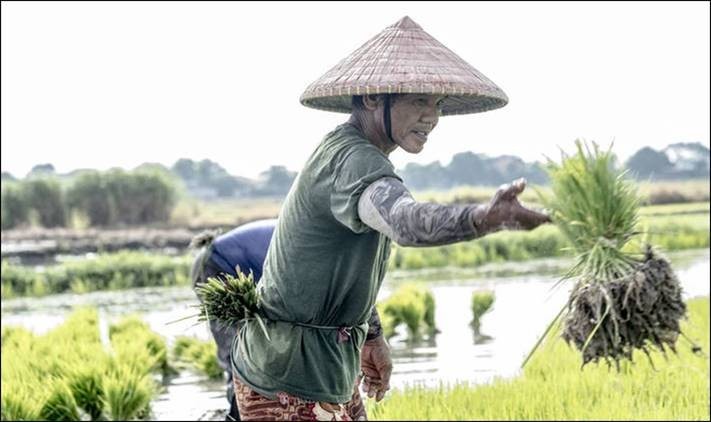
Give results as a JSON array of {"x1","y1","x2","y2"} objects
[
  {"x1": 537, "y1": 140, "x2": 689, "y2": 369},
  {"x1": 193, "y1": 271, "x2": 270, "y2": 340}
]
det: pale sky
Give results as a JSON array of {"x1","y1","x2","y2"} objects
[{"x1": 2, "y1": 1, "x2": 709, "y2": 179}]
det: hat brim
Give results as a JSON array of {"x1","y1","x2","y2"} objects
[{"x1": 300, "y1": 90, "x2": 508, "y2": 116}]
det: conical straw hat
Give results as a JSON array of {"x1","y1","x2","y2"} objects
[{"x1": 300, "y1": 16, "x2": 508, "y2": 116}]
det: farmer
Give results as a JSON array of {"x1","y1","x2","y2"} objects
[
  {"x1": 230, "y1": 16, "x2": 551, "y2": 420},
  {"x1": 190, "y1": 218, "x2": 277, "y2": 421},
  {"x1": 191, "y1": 217, "x2": 386, "y2": 421}
]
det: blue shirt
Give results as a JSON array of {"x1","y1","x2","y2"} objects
[{"x1": 210, "y1": 219, "x2": 277, "y2": 282}]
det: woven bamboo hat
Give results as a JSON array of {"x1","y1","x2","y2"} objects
[{"x1": 300, "y1": 16, "x2": 508, "y2": 116}]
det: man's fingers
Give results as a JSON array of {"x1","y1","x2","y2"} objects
[
  {"x1": 517, "y1": 205, "x2": 552, "y2": 229},
  {"x1": 512, "y1": 178, "x2": 526, "y2": 195},
  {"x1": 495, "y1": 178, "x2": 527, "y2": 202}
]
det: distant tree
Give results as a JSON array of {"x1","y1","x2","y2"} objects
[
  {"x1": 196, "y1": 159, "x2": 230, "y2": 183},
  {"x1": 1, "y1": 183, "x2": 30, "y2": 229},
  {"x1": 256, "y1": 165, "x2": 297, "y2": 196},
  {"x1": 27, "y1": 163, "x2": 56, "y2": 177},
  {"x1": 1, "y1": 172, "x2": 17, "y2": 181},
  {"x1": 172, "y1": 158, "x2": 197, "y2": 181},
  {"x1": 523, "y1": 162, "x2": 549, "y2": 185},
  {"x1": 625, "y1": 147, "x2": 673, "y2": 179},
  {"x1": 448, "y1": 152, "x2": 487, "y2": 186},
  {"x1": 66, "y1": 171, "x2": 114, "y2": 226},
  {"x1": 400, "y1": 161, "x2": 450, "y2": 190},
  {"x1": 23, "y1": 177, "x2": 66, "y2": 227},
  {"x1": 105, "y1": 169, "x2": 177, "y2": 225}
]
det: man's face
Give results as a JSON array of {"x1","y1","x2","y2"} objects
[{"x1": 388, "y1": 94, "x2": 443, "y2": 154}]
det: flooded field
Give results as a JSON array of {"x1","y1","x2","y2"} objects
[{"x1": 2, "y1": 248, "x2": 708, "y2": 420}]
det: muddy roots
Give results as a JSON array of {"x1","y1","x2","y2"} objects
[{"x1": 561, "y1": 246, "x2": 687, "y2": 369}]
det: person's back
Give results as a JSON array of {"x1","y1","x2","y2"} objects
[
  {"x1": 210, "y1": 219, "x2": 276, "y2": 282},
  {"x1": 190, "y1": 218, "x2": 277, "y2": 421}
]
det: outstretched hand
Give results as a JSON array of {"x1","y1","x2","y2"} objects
[
  {"x1": 360, "y1": 335, "x2": 392, "y2": 402},
  {"x1": 477, "y1": 178, "x2": 551, "y2": 233}
]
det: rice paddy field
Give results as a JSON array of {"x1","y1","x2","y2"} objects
[
  {"x1": 1, "y1": 181, "x2": 709, "y2": 420},
  {"x1": 365, "y1": 298, "x2": 710, "y2": 420}
]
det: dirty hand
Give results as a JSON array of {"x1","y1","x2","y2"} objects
[
  {"x1": 476, "y1": 178, "x2": 551, "y2": 233},
  {"x1": 360, "y1": 335, "x2": 392, "y2": 402}
]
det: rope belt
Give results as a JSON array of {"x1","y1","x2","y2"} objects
[{"x1": 272, "y1": 319, "x2": 369, "y2": 344}]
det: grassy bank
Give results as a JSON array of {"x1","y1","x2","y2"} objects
[
  {"x1": 366, "y1": 297, "x2": 710, "y2": 420},
  {"x1": 1, "y1": 251, "x2": 191, "y2": 299},
  {"x1": 2, "y1": 203, "x2": 707, "y2": 299}
]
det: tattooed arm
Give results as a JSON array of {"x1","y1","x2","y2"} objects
[
  {"x1": 357, "y1": 177, "x2": 484, "y2": 247},
  {"x1": 357, "y1": 177, "x2": 550, "y2": 247},
  {"x1": 366, "y1": 307, "x2": 383, "y2": 340}
]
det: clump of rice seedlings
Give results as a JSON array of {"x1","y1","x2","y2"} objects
[
  {"x1": 110, "y1": 316, "x2": 170, "y2": 375},
  {"x1": 103, "y1": 363, "x2": 154, "y2": 421},
  {"x1": 534, "y1": 140, "x2": 690, "y2": 369},
  {"x1": 193, "y1": 271, "x2": 270, "y2": 340},
  {"x1": 470, "y1": 290, "x2": 495, "y2": 332},
  {"x1": 377, "y1": 284, "x2": 437, "y2": 341},
  {"x1": 67, "y1": 365, "x2": 105, "y2": 420},
  {"x1": 172, "y1": 336, "x2": 223, "y2": 379},
  {"x1": 1, "y1": 380, "x2": 41, "y2": 421},
  {"x1": 38, "y1": 380, "x2": 81, "y2": 421}
]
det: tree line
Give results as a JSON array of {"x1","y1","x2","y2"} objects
[{"x1": 1, "y1": 169, "x2": 176, "y2": 230}]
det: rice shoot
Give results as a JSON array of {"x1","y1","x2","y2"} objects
[
  {"x1": 532, "y1": 139, "x2": 690, "y2": 369},
  {"x1": 194, "y1": 271, "x2": 270, "y2": 341}
]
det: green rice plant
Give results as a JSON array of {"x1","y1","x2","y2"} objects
[
  {"x1": 1, "y1": 380, "x2": 41, "y2": 421},
  {"x1": 470, "y1": 290, "x2": 495, "y2": 331},
  {"x1": 102, "y1": 363, "x2": 154, "y2": 421},
  {"x1": 531, "y1": 140, "x2": 689, "y2": 369},
  {"x1": 172, "y1": 336, "x2": 223, "y2": 379},
  {"x1": 2, "y1": 308, "x2": 166, "y2": 421},
  {"x1": 366, "y1": 298, "x2": 709, "y2": 420},
  {"x1": 193, "y1": 271, "x2": 269, "y2": 340},
  {"x1": 110, "y1": 316, "x2": 169, "y2": 375},
  {"x1": 66, "y1": 364, "x2": 105, "y2": 420},
  {"x1": 377, "y1": 284, "x2": 436, "y2": 340},
  {"x1": 38, "y1": 379, "x2": 81, "y2": 421}
]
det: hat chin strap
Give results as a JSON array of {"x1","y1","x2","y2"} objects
[{"x1": 384, "y1": 94, "x2": 394, "y2": 142}]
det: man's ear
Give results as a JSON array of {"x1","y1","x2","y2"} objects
[{"x1": 362, "y1": 94, "x2": 381, "y2": 111}]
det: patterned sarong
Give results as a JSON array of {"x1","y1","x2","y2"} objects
[{"x1": 233, "y1": 375, "x2": 367, "y2": 421}]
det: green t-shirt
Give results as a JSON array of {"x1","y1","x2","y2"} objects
[{"x1": 231, "y1": 123, "x2": 401, "y2": 403}]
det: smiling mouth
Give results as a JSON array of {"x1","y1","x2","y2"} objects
[{"x1": 412, "y1": 130, "x2": 429, "y2": 142}]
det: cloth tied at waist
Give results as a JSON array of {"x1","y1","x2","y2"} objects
[{"x1": 270, "y1": 319, "x2": 368, "y2": 344}]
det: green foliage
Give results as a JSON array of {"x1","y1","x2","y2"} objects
[
  {"x1": 377, "y1": 284, "x2": 436, "y2": 341},
  {"x1": 1, "y1": 308, "x2": 165, "y2": 421},
  {"x1": 366, "y1": 298, "x2": 710, "y2": 420},
  {"x1": 470, "y1": 290, "x2": 495, "y2": 330},
  {"x1": 38, "y1": 380, "x2": 81, "y2": 421},
  {"x1": 66, "y1": 171, "x2": 115, "y2": 226},
  {"x1": 110, "y1": 316, "x2": 170, "y2": 375},
  {"x1": 195, "y1": 272, "x2": 268, "y2": 339},
  {"x1": 23, "y1": 177, "x2": 67, "y2": 228},
  {"x1": 102, "y1": 365, "x2": 154, "y2": 421},
  {"x1": 538, "y1": 140, "x2": 641, "y2": 281},
  {"x1": 103, "y1": 168, "x2": 177, "y2": 225},
  {"x1": 172, "y1": 336, "x2": 223, "y2": 379},
  {"x1": 1, "y1": 182, "x2": 30, "y2": 229},
  {"x1": 1, "y1": 251, "x2": 191, "y2": 299}
]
